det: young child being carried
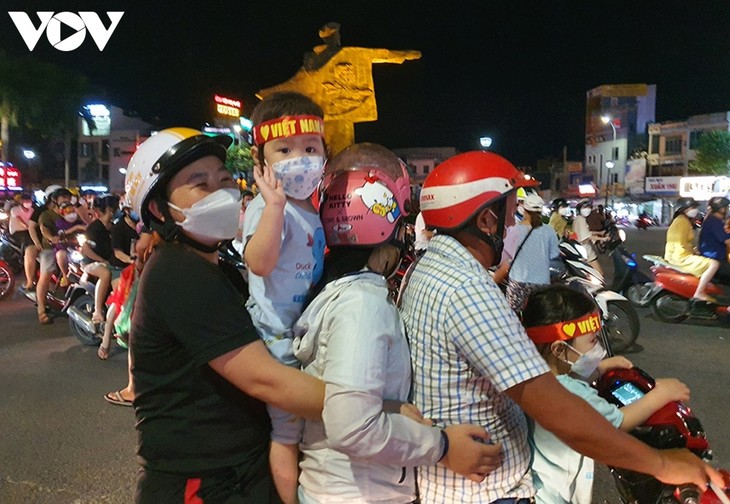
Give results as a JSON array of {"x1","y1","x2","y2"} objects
[
  {"x1": 521, "y1": 285, "x2": 691, "y2": 504},
  {"x1": 242, "y1": 91, "x2": 327, "y2": 504}
]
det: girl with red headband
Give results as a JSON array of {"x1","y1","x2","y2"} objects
[{"x1": 521, "y1": 285, "x2": 690, "y2": 504}]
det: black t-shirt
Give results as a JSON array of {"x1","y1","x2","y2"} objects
[
  {"x1": 84, "y1": 220, "x2": 113, "y2": 262},
  {"x1": 131, "y1": 242, "x2": 270, "y2": 475},
  {"x1": 30, "y1": 204, "x2": 47, "y2": 223},
  {"x1": 110, "y1": 219, "x2": 138, "y2": 268}
]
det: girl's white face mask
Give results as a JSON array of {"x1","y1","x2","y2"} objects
[
  {"x1": 270, "y1": 156, "x2": 325, "y2": 200},
  {"x1": 560, "y1": 341, "x2": 607, "y2": 378},
  {"x1": 686, "y1": 208, "x2": 699, "y2": 218},
  {"x1": 168, "y1": 188, "x2": 242, "y2": 242},
  {"x1": 580, "y1": 207, "x2": 592, "y2": 217}
]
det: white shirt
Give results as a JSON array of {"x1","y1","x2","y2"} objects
[
  {"x1": 242, "y1": 194, "x2": 325, "y2": 334},
  {"x1": 293, "y1": 271, "x2": 443, "y2": 504},
  {"x1": 414, "y1": 211, "x2": 431, "y2": 251},
  {"x1": 9, "y1": 204, "x2": 33, "y2": 234}
]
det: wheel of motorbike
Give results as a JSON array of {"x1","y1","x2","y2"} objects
[
  {"x1": 68, "y1": 294, "x2": 102, "y2": 346},
  {"x1": 651, "y1": 292, "x2": 689, "y2": 324},
  {"x1": 626, "y1": 282, "x2": 653, "y2": 308},
  {"x1": 604, "y1": 300, "x2": 640, "y2": 353},
  {"x1": 0, "y1": 262, "x2": 15, "y2": 300}
]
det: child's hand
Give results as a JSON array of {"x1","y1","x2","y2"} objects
[
  {"x1": 253, "y1": 163, "x2": 286, "y2": 209},
  {"x1": 597, "y1": 356, "x2": 633, "y2": 375},
  {"x1": 653, "y1": 378, "x2": 690, "y2": 404}
]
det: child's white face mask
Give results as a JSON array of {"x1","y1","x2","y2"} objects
[
  {"x1": 561, "y1": 341, "x2": 606, "y2": 378},
  {"x1": 269, "y1": 156, "x2": 325, "y2": 200}
]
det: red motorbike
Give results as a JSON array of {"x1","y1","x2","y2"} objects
[
  {"x1": 640, "y1": 255, "x2": 730, "y2": 324},
  {"x1": 0, "y1": 258, "x2": 15, "y2": 300},
  {"x1": 596, "y1": 367, "x2": 730, "y2": 504}
]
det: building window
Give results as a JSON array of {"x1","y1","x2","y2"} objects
[
  {"x1": 101, "y1": 140, "x2": 110, "y2": 162},
  {"x1": 612, "y1": 147, "x2": 619, "y2": 160},
  {"x1": 102, "y1": 164, "x2": 109, "y2": 182},
  {"x1": 689, "y1": 130, "x2": 704, "y2": 150},
  {"x1": 80, "y1": 142, "x2": 96, "y2": 158},
  {"x1": 665, "y1": 136, "x2": 682, "y2": 154},
  {"x1": 650, "y1": 135, "x2": 659, "y2": 154}
]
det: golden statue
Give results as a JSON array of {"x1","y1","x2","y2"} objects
[{"x1": 256, "y1": 23, "x2": 421, "y2": 154}]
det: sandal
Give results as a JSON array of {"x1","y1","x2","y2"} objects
[
  {"x1": 104, "y1": 390, "x2": 133, "y2": 407},
  {"x1": 97, "y1": 344, "x2": 110, "y2": 360},
  {"x1": 38, "y1": 311, "x2": 53, "y2": 325}
]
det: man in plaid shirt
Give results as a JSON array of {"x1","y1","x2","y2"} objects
[{"x1": 400, "y1": 151, "x2": 722, "y2": 504}]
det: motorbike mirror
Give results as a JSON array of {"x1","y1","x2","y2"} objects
[{"x1": 618, "y1": 229, "x2": 626, "y2": 242}]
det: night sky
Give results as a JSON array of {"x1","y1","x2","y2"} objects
[{"x1": 3, "y1": 0, "x2": 730, "y2": 167}]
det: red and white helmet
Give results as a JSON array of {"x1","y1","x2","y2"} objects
[
  {"x1": 124, "y1": 127, "x2": 232, "y2": 227},
  {"x1": 320, "y1": 143, "x2": 411, "y2": 247},
  {"x1": 420, "y1": 151, "x2": 528, "y2": 230}
]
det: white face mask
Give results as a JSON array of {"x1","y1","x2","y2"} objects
[
  {"x1": 562, "y1": 341, "x2": 607, "y2": 378},
  {"x1": 64, "y1": 212, "x2": 78, "y2": 223},
  {"x1": 580, "y1": 207, "x2": 592, "y2": 217},
  {"x1": 558, "y1": 207, "x2": 571, "y2": 217},
  {"x1": 270, "y1": 155, "x2": 325, "y2": 200},
  {"x1": 168, "y1": 188, "x2": 242, "y2": 242},
  {"x1": 686, "y1": 208, "x2": 699, "y2": 218}
]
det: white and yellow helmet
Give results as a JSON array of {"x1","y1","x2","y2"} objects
[{"x1": 124, "y1": 127, "x2": 232, "y2": 227}]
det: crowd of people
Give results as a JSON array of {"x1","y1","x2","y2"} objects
[{"x1": 3, "y1": 90, "x2": 728, "y2": 503}]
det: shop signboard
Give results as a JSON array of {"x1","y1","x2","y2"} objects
[
  {"x1": 0, "y1": 163, "x2": 21, "y2": 191},
  {"x1": 679, "y1": 176, "x2": 730, "y2": 201},
  {"x1": 645, "y1": 176, "x2": 681, "y2": 196}
]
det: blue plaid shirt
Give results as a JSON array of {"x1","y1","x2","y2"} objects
[{"x1": 400, "y1": 234, "x2": 550, "y2": 503}]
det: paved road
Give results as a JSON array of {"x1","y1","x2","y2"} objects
[{"x1": 0, "y1": 227, "x2": 727, "y2": 503}]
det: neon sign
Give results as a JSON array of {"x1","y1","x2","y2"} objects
[
  {"x1": 214, "y1": 94, "x2": 241, "y2": 118},
  {"x1": 0, "y1": 164, "x2": 22, "y2": 190}
]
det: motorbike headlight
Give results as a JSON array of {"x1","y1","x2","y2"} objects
[
  {"x1": 618, "y1": 229, "x2": 626, "y2": 242},
  {"x1": 575, "y1": 244, "x2": 588, "y2": 260}
]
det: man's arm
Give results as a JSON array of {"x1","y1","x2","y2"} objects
[
  {"x1": 209, "y1": 339, "x2": 324, "y2": 420},
  {"x1": 507, "y1": 373, "x2": 722, "y2": 490}
]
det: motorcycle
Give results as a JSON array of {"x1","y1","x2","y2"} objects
[
  {"x1": 595, "y1": 366, "x2": 730, "y2": 504},
  {"x1": 553, "y1": 239, "x2": 640, "y2": 353},
  {"x1": 636, "y1": 215, "x2": 656, "y2": 230},
  {"x1": 0, "y1": 220, "x2": 25, "y2": 274},
  {"x1": 641, "y1": 255, "x2": 730, "y2": 324},
  {"x1": 67, "y1": 240, "x2": 249, "y2": 348},
  {"x1": 0, "y1": 258, "x2": 15, "y2": 300},
  {"x1": 610, "y1": 229, "x2": 655, "y2": 308}
]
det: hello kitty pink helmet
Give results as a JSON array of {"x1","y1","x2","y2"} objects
[{"x1": 320, "y1": 143, "x2": 411, "y2": 247}]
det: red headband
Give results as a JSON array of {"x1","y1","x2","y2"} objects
[
  {"x1": 252, "y1": 115, "x2": 325, "y2": 145},
  {"x1": 525, "y1": 312, "x2": 602, "y2": 344}
]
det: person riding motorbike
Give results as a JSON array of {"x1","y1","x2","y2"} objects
[
  {"x1": 549, "y1": 198, "x2": 572, "y2": 239},
  {"x1": 665, "y1": 197, "x2": 720, "y2": 302},
  {"x1": 699, "y1": 196, "x2": 730, "y2": 285},
  {"x1": 80, "y1": 194, "x2": 123, "y2": 326},
  {"x1": 572, "y1": 198, "x2": 609, "y2": 277}
]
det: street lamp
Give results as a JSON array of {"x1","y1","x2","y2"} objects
[
  {"x1": 22, "y1": 149, "x2": 35, "y2": 160},
  {"x1": 479, "y1": 136, "x2": 493, "y2": 149},
  {"x1": 605, "y1": 160, "x2": 615, "y2": 207},
  {"x1": 601, "y1": 115, "x2": 617, "y2": 144}
]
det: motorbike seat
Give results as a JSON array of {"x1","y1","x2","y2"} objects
[{"x1": 642, "y1": 254, "x2": 697, "y2": 276}]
